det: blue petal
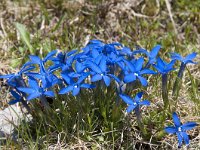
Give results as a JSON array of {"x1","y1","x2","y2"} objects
[
  {"x1": 75, "y1": 61, "x2": 84, "y2": 73},
  {"x1": 184, "y1": 52, "x2": 197, "y2": 62},
  {"x1": 59, "y1": 85, "x2": 74, "y2": 94},
  {"x1": 149, "y1": 45, "x2": 161, "y2": 58},
  {"x1": 17, "y1": 87, "x2": 35, "y2": 94},
  {"x1": 170, "y1": 52, "x2": 182, "y2": 61},
  {"x1": 166, "y1": 60, "x2": 176, "y2": 70},
  {"x1": 132, "y1": 49, "x2": 147, "y2": 55},
  {"x1": 137, "y1": 76, "x2": 148, "y2": 86},
  {"x1": 80, "y1": 83, "x2": 95, "y2": 89},
  {"x1": 135, "y1": 57, "x2": 144, "y2": 71},
  {"x1": 134, "y1": 92, "x2": 143, "y2": 102},
  {"x1": 124, "y1": 60, "x2": 135, "y2": 72},
  {"x1": 139, "y1": 100, "x2": 150, "y2": 106},
  {"x1": 10, "y1": 90, "x2": 21, "y2": 99},
  {"x1": 127, "y1": 105, "x2": 136, "y2": 113},
  {"x1": 164, "y1": 126, "x2": 177, "y2": 134},
  {"x1": 140, "y1": 69, "x2": 156, "y2": 75},
  {"x1": 44, "y1": 91, "x2": 55, "y2": 97},
  {"x1": 119, "y1": 94, "x2": 134, "y2": 105},
  {"x1": 29, "y1": 55, "x2": 41, "y2": 64},
  {"x1": 61, "y1": 73, "x2": 72, "y2": 84},
  {"x1": 91, "y1": 74, "x2": 102, "y2": 82},
  {"x1": 177, "y1": 132, "x2": 183, "y2": 148},
  {"x1": 77, "y1": 73, "x2": 89, "y2": 84},
  {"x1": 0, "y1": 74, "x2": 14, "y2": 79},
  {"x1": 181, "y1": 122, "x2": 198, "y2": 131},
  {"x1": 99, "y1": 57, "x2": 107, "y2": 72},
  {"x1": 44, "y1": 50, "x2": 57, "y2": 62},
  {"x1": 72, "y1": 87, "x2": 80, "y2": 96},
  {"x1": 88, "y1": 62, "x2": 102, "y2": 74},
  {"x1": 124, "y1": 73, "x2": 136, "y2": 83},
  {"x1": 181, "y1": 132, "x2": 189, "y2": 145},
  {"x1": 103, "y1": 75, "x2": 111, "y2": 86},
  {"x1": 27, "y1": 93, "x2": 41, "y2": 100},
  {"x1": 157, "y1": 57, "x2": 166, "y2": 68},
  {"x1": 172, "y1": 112, "x2": 181, "y2": 127},
  {"x1": 8, "y1": 99, "x2": 21, "y2": 105},
  {"x1": 28, "y1": 77, "x2": 39, "y2": 89}
]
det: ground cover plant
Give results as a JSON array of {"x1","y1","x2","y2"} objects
[{"x1": 0, "y1": 0, "x2": 200, "y2": 149}]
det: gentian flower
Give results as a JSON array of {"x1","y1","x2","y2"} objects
[
  {"x1": 170, "y1": 52, "x2": 197, "y2": 65},
  {"x1": 133, "y1": 45, "x2": 161, "y2": 67},
  {"x1": 153, "y1": 57, "x2": 176, "y2": 75},
  {"x1": 17, "y1": 77, "x2": 54, "y2": 101},
  {"x1": 170, "y1": 52, "x2": 197, "y2": 96},
  {"x1": 153, "y1": 57, "x2": 176, "y2": 109},
  {"x1": 119, "y1": 92, "x2": 150, "y2": 113},
  {"x1": 0, "y1": 62, "x2": 34, "y2": 87},
  {"x1": 29, "y1": 50, "x2": 57, "y2": 66},
  {"x1": 87, "y1": 56, "x2": 118, "y2": 86},
  {"x1": 165, "y1": 112, "x2": 198, "y2": 148},
  {"x1": 26, "y1": 62, "x2": 58, "y2": 88},
  {"x1": 124, "y1": 57, "x2": 156, "y2": 86},
  {"x1": 9, "y1": 90, "x2": 31, "y2": 112},
  {"x1": 59, "y1": 73, "x2": 95, "y2": 96}
]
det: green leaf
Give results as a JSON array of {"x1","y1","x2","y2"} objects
[{"x1": 15, "y1": 22, "x2": 34, "y2": 54}]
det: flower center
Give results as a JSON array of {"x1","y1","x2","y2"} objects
[
  {"x1": 134, "y1": 73, "x2": 138, "y2": 76},
  {"x1": 133, "y1": 102, "x2": 137, "y2": 105},
  {"x1": 178, "y1": 127, "x2": 182, "y2": 132},
  {"x1": 100, "y1": 73, "x2": 104, "y2": 76},
  {"x1": 74, "y1": 85, "x2": 78, "y2": 88}
]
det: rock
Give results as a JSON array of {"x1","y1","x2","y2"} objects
[{"x1": 0, "y1": 105, "x2": 25, "y2": 138}]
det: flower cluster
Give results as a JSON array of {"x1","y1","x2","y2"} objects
[{"x1": 0, "y1": 39, "x2": 197, "y2": 147}]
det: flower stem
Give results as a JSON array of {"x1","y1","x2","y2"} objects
[
  {"x1": 40, "y1": 95, "x2": 50, "y2": 110},
  {"x1": 172, "y1": 63, "x2": 186, "y2": 96},
  {"x1": 162, "y1": 74, "x2": 169, "y2": 109}
]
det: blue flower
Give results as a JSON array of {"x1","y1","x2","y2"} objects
[
  {"x1": 87, "y1": 56, "x2": 118, "y2": 86},
  {"x1": 26, "y1": 62, "x2": 58, "y2": 88},
  {"x1": 17, "y1": 77, "x2": 54, "y2": 101},
  {"x1": 8, "y1": 90, "x2": 23, "y2": 105},
  {"x1": 59, "y1": 73, "x2": 95, "y2": 96},
  {"x1": 165, "y1": 112, "x2": 198, "y2": 148},
  {"x1": 124, "y1": 57, "x2": 156, "y2": 86},
  {"x1": 153, "y1": 57, "x2": 176, "y2": 74},
  {"x1": 133, "y1": 45, "x2": 161, "y2": 66},
  {"x1": 119, "y1": 92, "x2": 150, "y2": 113},
  {"x1": 29, "y1": 50, "x2": 57, "y2": 65},
  {"x1": 0, "y1": 62, "x2": 34, "y2": 87},
  {"x1": 170, "y1": 52, "x2": 197, "y2": 65}
]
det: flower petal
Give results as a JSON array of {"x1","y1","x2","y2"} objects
[
  {"x1": 134, "y1": 92, "x2": 143, "y2": 102},
  {"x1": 17, "y1": 87, "x2": 35, "y2": 94},
  {"x1": 181, "y1": 122, "x2": 198, "y2": 131},
  {"x1": 103, "y1": 75, "x2": 111, "y2": 86},
  {"x1": 124, "y1": 73, "x2": 136, "y2": 83},
  {"x1": 44, "y1": 91, "x2": 55, "y2": 97},
  {"x1": 72, "y1": 87, "x2": 80, "y2": 96},
  {"x1": 181, "y1": 132, "x2": 189, "y2": 145},
  {"x1": 127, "y1": 105, "x2": 136, "y2": 113},
  {"x1": 149, "y1": 45, "x2": 161, "y2": 58},
  {"x1": 119, "y1": 94, "x2": 134, "y2": 105},
  {"x1": 137, "y1": 76, "x2": 148, "y2": 86},
  {"x1": 139, "y1": 100, "x2": 150, "y2": 106},
  {"x1": 59, "y1": 85, "x2": 74, "y2": 94},
  {"x1": 27, "y1": 92, "x2": 41, "y2": 101},
  {"x1": 91, "y1": 74, "x2": 102, "y2": 82},
  {"x1": 172, "y1": 112, "x2": 181, "y2": 127},
  {"x1": 176, "y1": 132, "x2": 183, "y2": 148},
  {"x1": 164, "y1": 126, "x2": 177, "y2": 134},
  {"x1": 135, "y1": 57, "x2": 144, "y2": 71}
]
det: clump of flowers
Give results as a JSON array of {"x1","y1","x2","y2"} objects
[{"x1": 0, "y1": 39, "x2": 198, "y2": 148}]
